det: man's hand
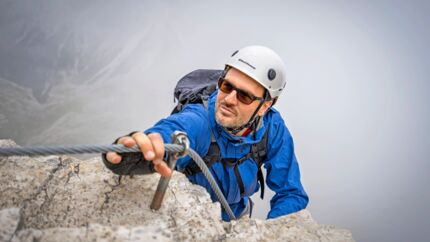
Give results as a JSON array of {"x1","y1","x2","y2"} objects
[{"x1": 106, "y1": 132, "x2": 172, "y2": 177}]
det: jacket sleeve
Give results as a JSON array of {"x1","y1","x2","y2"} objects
[{"x1": 264, "y1": 114, "x2": 309, "y2": 219}]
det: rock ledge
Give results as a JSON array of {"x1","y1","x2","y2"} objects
[{"x1": 0, "y1": 139, "x2": 354, "y2": 241}]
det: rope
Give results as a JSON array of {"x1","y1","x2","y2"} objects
[
  {"x1": 187, "y1": 148, "x2": 235, "y2": 219},
  {"x1": 0, "y1": 143, "x2": 236, "y2": 220},
  {"x1": 0, "y1": 144, "x2": 183, "y2": 156}
]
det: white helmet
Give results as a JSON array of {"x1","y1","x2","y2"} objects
[{"x1": 225, "y1": 45, "x2": 287, "y2": 99}]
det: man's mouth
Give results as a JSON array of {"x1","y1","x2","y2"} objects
[{"x1": 220, "y1": 104, "x2": 236, "y2": 116}]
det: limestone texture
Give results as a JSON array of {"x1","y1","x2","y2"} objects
[{"x1": 0, "y1": 139, "x2": 354, "y2": 241}]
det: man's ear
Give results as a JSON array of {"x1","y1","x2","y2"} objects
[{"x1": 257, "y1": 99, "x2": 274, "y2": 116}]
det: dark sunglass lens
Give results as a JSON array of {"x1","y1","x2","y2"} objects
[
  {"x1": 219, "y1": 79, "x2": 233, "y2": 93},
  {"x1": 237, "y1": 91, "x2": 253, "y2": 104},
  {"x1": 218, "y1": 78, "x2": 257, "y2": 104}
]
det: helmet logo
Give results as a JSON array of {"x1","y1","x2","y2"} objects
[
  {"x1": 238, "y1": 58, "x2": 256, "y2": 70},
  {"x1": 268, "y1": 69, "x2": 276, "y2": 81}
]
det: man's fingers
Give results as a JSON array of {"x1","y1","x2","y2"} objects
[
  {"x1": 148, "y1": 133, "x2": 165, "y2": 162},
  {"x1": 117, "y1": 136, "x2": 136, "y2": 148},
  {"x1": 131, "y1": 132, "x2": 156, "y2": 160},
  {"x1": 147, "y1": 133, "x2": 172, "y2": 175},
  {"x1": 154, "y1": 163, "x2": 172, "y2": 177},
  {"x1": 105, "y1": 136, "x2": 137, "y2": 164},
  {"x1": 145, "y1": 132, "x2": 172, "y2": 177},
  {"x1": 106, "y1": 151, "x2": 122, "y2": 164}
]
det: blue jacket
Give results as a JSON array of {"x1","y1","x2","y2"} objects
[{"x1": 146, "y1": 90, "x2": 308, "y2": 221}]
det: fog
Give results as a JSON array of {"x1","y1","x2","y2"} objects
[{"x1": 1, "y1": 1, "x2": 429, "y2": 241}]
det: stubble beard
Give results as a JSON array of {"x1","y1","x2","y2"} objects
[{"x1": 215, "y1": 100, "x2": 247, "y2": 129}]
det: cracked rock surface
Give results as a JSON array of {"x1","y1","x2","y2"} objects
[
  {"x1": 0, "y1": 208, "x2": 20, "y2": 242},
  {"x1": 0, "y1": 139, "x2": 354, "y2": 241}
]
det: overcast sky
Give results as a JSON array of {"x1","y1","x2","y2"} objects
[{"x1": 1, "y1": 1, "x2": 429, "y2": 241}]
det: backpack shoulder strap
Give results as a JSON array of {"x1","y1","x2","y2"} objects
[
  {"x1": 251, "y1": 126, "x2": 269, "y2": 199},
  {"x1": 251, "y1": 126, "x2": 269, "y2": 168}
]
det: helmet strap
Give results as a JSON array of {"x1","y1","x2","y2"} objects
[{"x1": 226, "y1": 91, "x2": 269, "y2": 135}]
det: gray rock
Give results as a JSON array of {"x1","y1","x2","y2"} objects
[
  {"x1": 0, "y1": 208, "x2": 21, "y2": 242},
  {"x1": 0, "y1": 139, "x2": 354, "y2": 241},
  {"x1": 224, "y1": 210, "x2": 354, "y2": 242}
]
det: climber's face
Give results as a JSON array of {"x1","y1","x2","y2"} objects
[{"x1": 215, "y1": 67, "x2": 272, "y2": 131}]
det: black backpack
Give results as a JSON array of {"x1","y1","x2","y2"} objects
[{"x1": 172, "y1": 69, "x2": 268, "y2": 199}]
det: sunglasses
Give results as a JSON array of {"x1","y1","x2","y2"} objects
[{"x1": 218, "y1": 78, "x2": 265, "y2": 105}]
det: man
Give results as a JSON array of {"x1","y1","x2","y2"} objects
[{"x1": 103, "y1": 46, "x2": 308, "y2": 221}]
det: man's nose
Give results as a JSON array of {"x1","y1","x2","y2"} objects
[{"x1": 224, "y1": 90, "x2": 238, "y2": 105}]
